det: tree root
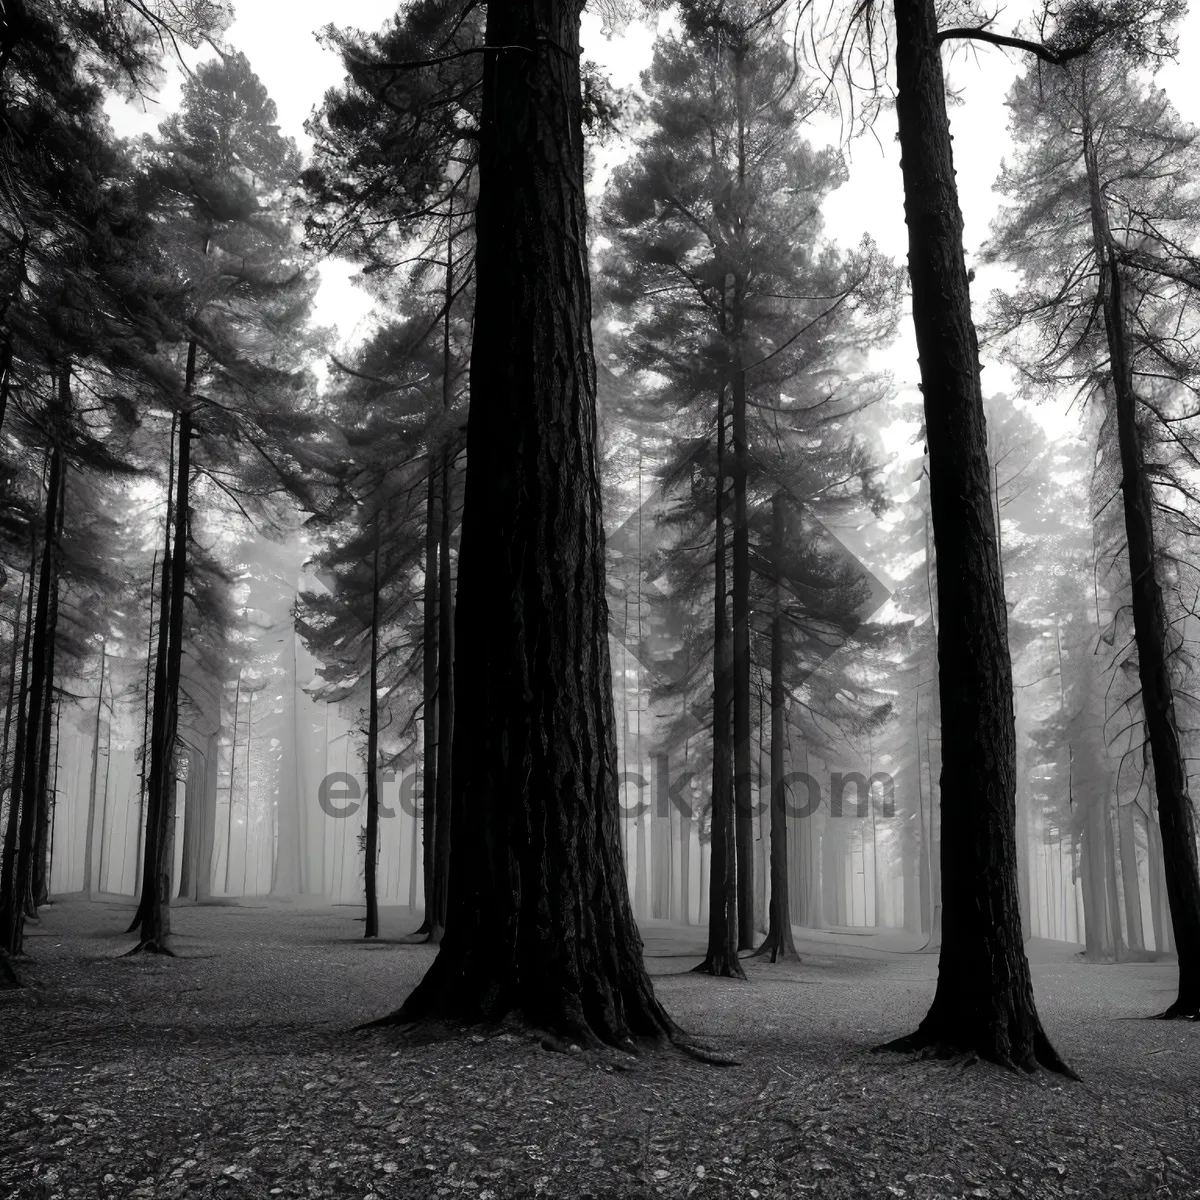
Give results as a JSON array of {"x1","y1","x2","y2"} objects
[
  {"x1": 1156, "y1": 999, "x2": 1200, "y2": 1020},
  {"x1": 873, "y1": 1026, "x2": 1080, "y2": 1080},
  {"x1": 122, "y1": 939, "x2": 175, "y2": 957},
  {"x1": 0, "y1": 948, "x2": 22, "y2": 989},
  {"x1": 691, "y1": 953, "x2": 747, "y2": 979},
  {"x1": 748, "y1": 936, "x2": 800, "y2": 964}
]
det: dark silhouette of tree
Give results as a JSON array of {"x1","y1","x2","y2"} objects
[{"x1": 370, "y1": 0, "x2": 709, "y2": 1055}]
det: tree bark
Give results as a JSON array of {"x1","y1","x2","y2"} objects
[
  {"x1": 134, "y1": 551, "x2": 158, "y2": 900},
  {"x1": 431, "y1": 445, "x2": 454, "y2": 942},
  {"x1": 880, "y1": 0, "x2": 1069, "y2": 1073},
  {"x1": 696, "y1": 385, "x2": 744, "y2": 979},
  {"x1": 223, "y1": 670, "x2": 241, "y2": 894},
  {"x1": 375, "y1": 0, "x2": 684, "y2": 1048},
  {"x1": 0, "y1": 565, "x2": 27, "y2": 810},
  {"x1": 731, "y1": 352, "x2": 755, "y2": 949},
  {"x1": 132, "y1": 418, "x2": 176, "y2": 927},
  {"x1": 0, "y1": 530, "x2": 37, "y2": 942},
  {"x1": 430, "y1": 216, "x2": 457, "y2": 944},
  {"x1": 1, "y1": 441, "x2": 61, "y2": 957},
  {"x1": 133, "y1": 406, "x2": 192, "y2": 952},
  {"x1": 752, "y1": 493, "x2": 798, "y2": 962},
  {"x1": 1083, "y1": 109, "x2": 1200, "y2": 1011},
  {"x1": 416, "y1": 454, "x2": 440, "y2": 938},
  {"x1": 364, "y1": 523, "x2": 381, "y2": 939},
  {"x1": 83, "y1": 643, "x2": 107, "y2": 898}
]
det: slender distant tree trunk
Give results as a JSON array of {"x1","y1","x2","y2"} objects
[
  {"x1": 241, "y1": 688, "x2": 253, "y2": 896},
  {"x1": 753, "y1": 493, "x2": 798, "y2": 962},
  {"x1": 696, "y1": 385, "x2": 744, "y2": 979},
  {"x1": 224, "y1": 670, "x2": 241, "y2": 894},
  {"x1": 416, "y1": 455, "x2": 440, "y2": 939},
  {"x1": 1083, "y1": 112, "x2": 1200, "y2": 1014},
  {"x1": 83, "y1": 642, "x2": 107, "y2": 898},
  {"x1": 375, "y1": 0, "x2": 686, "y2": 1048},
  {"x1": 197, "y1": 732, "x2": 219, "y2": 901},
  {"x1": 364, "y1": 525, "x2": 381, "y2": 939},
  {"x1": 1, "y1": 440, "x2": 62, "y2": 958},
  {"x1": 880, "y1": 0, "x2": 1069, "y2": 1073},
  {"x1": 177, "y1": 746, "x2": 197, "y2": 900},
  {"x1": 133, "y1": 405, "x2": 192, "y2": 953}
]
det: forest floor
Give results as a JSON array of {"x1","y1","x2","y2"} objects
[{"x1": 1, "y1": 901, "x2": 1198, "y2": 1200}]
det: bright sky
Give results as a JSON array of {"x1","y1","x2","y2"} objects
[{"x1": 104, "y1": 0, "x2": 1200, "y2": 430}]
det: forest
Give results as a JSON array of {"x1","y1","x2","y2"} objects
[{"x1": 1, "y1": 0, "x2": 1199, "y2": 1196}]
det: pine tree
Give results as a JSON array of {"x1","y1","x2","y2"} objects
[
  {"x1": 984, "y1": 48, "x2": 1200, "y2": 1014},
  {"x1": 600, "y1": 11, "x2": 898, "y2": 960}
]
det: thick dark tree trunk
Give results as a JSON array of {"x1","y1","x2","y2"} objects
[
  {"x1": 430, "y1": 214, "x2": 456, "y2": 944},
  {"x1": 27, "y1": 379, "x2": 67, "y2": 917},
  {"x1": 430, "y1": 446, "x2": 454, "y2": 942},
  {"x1": 880, "y1": 0, "x2": 1070, "y2": 1073},
  {"x1": 752, "y1": 494, "x2": 798, "y2": 962},
  {"x1": 416, "y1": 455, "x2": 440, "y2": 939},
  {"x1": 1083, "y1": 120, "x2": 1200, "y2": 1015},
  {"x1": 364, "y1": 527, "x2": 381, "y2": 939},
  {"x1": 1, "y1": 441, "x2": 61, "y2": 958},
  {"x1": 132, "y1": 408, "x2": 192, "y2": 953},
  {"x1": 375, "y1": 0, "x2": 683, "y2": 1049},
  {"x1": 695, "y1": 386, "x2": 744, "y2": 979},
  {"x1": 0, "y1": 531, "x2": 36, "y2": 948},
  {"x1": 29, "y1": 533, "x2": 60, "y2": 914},
  {"x1": 131, "y1": 420, "x2": 177, "y2": 931},
  {"x1": 731, "y1": 356, "x2": 755, "y2": 949},
  {"x1": 134, "y1": 553, "x2": 157, "y2": 899},
  {"x1": 0, "y1": 566, "x2": 27, "y2": 808}
]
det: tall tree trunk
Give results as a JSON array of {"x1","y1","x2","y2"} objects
[
  {"x1": 177, "y1": 746, "x2": 197, "y2": 900},
  {"x1": 83, "y1": 642, "x2": 107, "y2": 898},
  {"x1": 696, "y1": 385, "x2": 744, "y2": 979},
  {"x1": 28, "y1": 383, "x2": 67, "y2": 917},
  {"x1": 376, "y1": 0, "x2": 685, "y2": 1048},
  {"x1": 134, "y1": 551, "x2": 158, "y2": 899},
  {"x1": 416, "y1": 455, "x2": 440, "y2": 939},
  {"x1": 0, "y1": 530, "x2": 37, "y2": 941},
  {"x1": 1, "y1": 441, "x2": 61, "y2": 957},
  {"x1": 731, "y1": 351, "x2": 755, "y2": 949},
  {"x1": 881, "y1": 0, "x2": 1069, "y2": 1073},
  {"x1": 1084, "y1": 112, "x2": 1200, "y2": 1012},
  {"x1": 0, "y1": 565, "x2": 27, "y2": 803},
  {"x1": 197, "y1": 732, "x2": 219, "y2": 901},
  {"x1": 133, "y1": 406, "x2": 192, "y2": 952},
  {"x1": 224, "y1": 670, "x2": 241, "y2": 894},
  {"x1": 752, "y1": 493, "x2": 798, "y2": 962},
  {"x1": 430, "y1": 214, "x2": 457, "y2": 944},
  {"x1": 431, "y1": 446, "x2": 454, "y2": 942},
  {"x1": 131, "y1": 419, "x2": 176, "y2": 930},
  {"x1": 364, "y1": 525, "x2": 381, "y2": 939}
]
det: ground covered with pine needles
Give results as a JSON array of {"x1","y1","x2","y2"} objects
[{"x1": 1, "y1": 900, "x2": 1198, "y2": 1199}]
